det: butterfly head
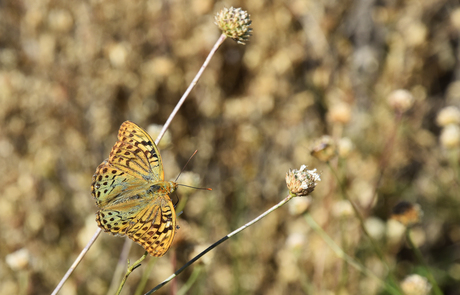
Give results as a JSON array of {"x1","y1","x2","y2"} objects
[{"x1": 148, "y1": 181, "x2": 178, "y2": 195}]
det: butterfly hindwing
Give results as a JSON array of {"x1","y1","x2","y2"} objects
[
  {"x1": 96, "y1": 192, "x2": 176, "y2": 256},
  {"x1": 91, "y1": 160, "x2": 149, "y2": 207},
  {"x1": 125, "y1": 195, "x2": 176, "y2": 256}
]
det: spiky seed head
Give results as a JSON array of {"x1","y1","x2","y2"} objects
[{"x1": 215, "y1": 7, "x2": 252, "y2": 45}]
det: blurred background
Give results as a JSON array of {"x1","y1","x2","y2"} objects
[{"x1": 1, "y1": 0, "x2": 460, "y2": 294}]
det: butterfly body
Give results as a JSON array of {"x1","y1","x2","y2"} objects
[{"x1": 91, "y1": 121, "x2": 177, "y2": 256}]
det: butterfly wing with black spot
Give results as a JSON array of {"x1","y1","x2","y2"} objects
[
  {"x1": 108, "y1": 121, "x2": 164, "y2": 182},
  {"x1": 94, "y1": 186, "x2": 177, "y2": 256},
  {"x1": 91, "y1": 121, "x2": 177, "y2": 256}
]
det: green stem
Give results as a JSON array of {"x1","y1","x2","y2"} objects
[
  {"x1": 177, "y1": 265, "x2": 202, "y2": 295},
  {"x1": 134, "y1": 257, "x2": 157, "y2": 295},
  {"x1": 327, "y1": 162, "x2": 403, "y2": 293},
  {"x1": 405, "y1": 230, "x2": 443, "y2": 295},
  {"x1": 106, "y1": 239, "x2": 132, "y2": 295},
  {"x1": 116, "y1": 251, "x2": 148, "y2": 295},
  {"x1": 304, "y1": 212, "x2": 402, "y2": 295}
]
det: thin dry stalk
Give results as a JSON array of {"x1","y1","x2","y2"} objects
[
  {"x1": 51, "y1": 228, "x2": 101, "y2": 295},
  {"x1": 51, "y1": 33, "x2": 227, "y2": 295},
  {"x1": 145, "y1": 193, "x2": 297, "y2": 294}
]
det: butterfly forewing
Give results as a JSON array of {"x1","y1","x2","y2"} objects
[
  {"x1": 91, "y1": 121, "x2": 177, "y2": 257},
  {"x1": 109, "y1": 121, "x2": 164, "y2": 182}
]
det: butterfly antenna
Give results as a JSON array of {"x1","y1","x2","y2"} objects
[
  {"x1": 175, "y1": 150, "x2": 198, "y2": 182},
  {"x1": 177, "y1": 184, "x2": 212, "y2": 191}
]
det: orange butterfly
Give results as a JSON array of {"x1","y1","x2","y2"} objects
[{"x1": 91, "y1": 121, "x2": 177, "y2": 256}]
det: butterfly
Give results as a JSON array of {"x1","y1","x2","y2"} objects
[{"x1": 91, "y1": 121, "x2": 178, "y2": 256}]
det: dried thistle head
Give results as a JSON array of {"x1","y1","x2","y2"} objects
[
  {"x1": 310, "y1": 135, "x2": 336, "y2": 162},
  {"x1": 400, "y1": 274, "x2": 432, "y2": 295},
  {"x1": 436, "y1": 106, "x2": 460, "y2": 127},
  {"x1": 440, "y1": 124, "x2": 460, "y2": 149},
  {"x1": 338, "y1": 137, "x2": 354, "y2": 158},
  {"x1": 391, "y1": 201, "x2": 423, "y2": 227},
  {"x1": 215, "y1": 7, "x2": 252, "y2": 45},
  {"x1": 387, "y1": 89, "x2": 414, "y2": 113},
  {"x1": 286, "y1": 165, "x2": 321, "y2": 197}
]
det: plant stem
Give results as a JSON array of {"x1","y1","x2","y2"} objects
[
  {"x1": 366, "y1": 111, "x2": 402, "y2": 211},
  {"x1": 145, "y1": 193, "x2": 296, "y2": 294},
  {"x1": 405, "y1": 230, "x2": 443, "y2": 295},
  {"x1": 303, "y1": 212, "x2": 402, "y2": 295},
  {"x1": 134, "y1": 257, "x2": 157, "y2": 295},
  {"x1": 116, "y1": 252, "x2": 149, "y2": 295},
  {"x1": 177, "y1": 265, "x2": 202, "y2": 295},
  {"x1": 154, "y1": 33, "x2": 227, "y2": 144},
  {"x1": 327, "y1": 162, "x2": 403, "y2": 293},
  {"x1": 51, "y1": 228, "x2": 102, "y2": 295},
  {"x1": 52, "y1": 33, "x2": 228, "y2": 295},
  {"x1": 106, "y1": 239, "x2": 133, "y2": 295},
  {"x1": 113, "y1": 33, "x2": 228, "y2": 287}
]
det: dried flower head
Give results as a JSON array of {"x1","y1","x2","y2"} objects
[
  {"x1": 288, "y1": 196, "x2": 312, "y2": 215},
  {"x1": 286, "y1": 233, "x2": 306, "y2": 251},
  {"x1": 310, "y1": 135, "x2": 336, "y2": 162},
  {"x1": 6, "y1": 248, "x2": 30, "y2": 271},
  {"x1": 338, "y1": 137, "x2": 354, "y2": 158},
  {"x1": 215, "y1": 7, "x2": 252, "y2": 45},
  {"x1": 387, "y1": 89, "x2": 414, "y2": 113},
  {"x1": 286, "y1": 165, "x2": 321, "y2": 197},
  {"x1": 327, "y1": 102, "x2": 351, "y2": 124},
  {"x1": 332, "y1": 200, "x2": 354, "y2": 218},
  {"x1": 436, "y1": 106, "x2": 460, "y2": 127},
  {"x1": 440, "y1": 124, "x2": 460, "y2": 149},
  {"x1": 400, "y1": 274, "x2": 432, "y2": 295},
  {"x1": 391, "y1": 201, "x2": 423, "y2": 227}
]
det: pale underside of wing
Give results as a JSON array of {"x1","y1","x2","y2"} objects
[
  {"x1": 96, "y1": 194, "x2": 177, "y2": 256},
  {"x1": 91, "y1": 121, "x2": 176, "y2": 256},
  {"x1": 91, "y1": 160, "x2": 150, "y2": 207}
]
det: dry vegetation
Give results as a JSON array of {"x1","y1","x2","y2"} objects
[{"x1": 1, "y1": 0, "x2": 460, "y2": 294}]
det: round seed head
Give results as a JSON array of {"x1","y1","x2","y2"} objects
[
  {"x1": 387, "y1": 89, "x2": 414, "y2": 113},
  {"x1": 215, "y1": 7, "x2": 252, "y2": 45},
  {"x1": 401, "y1": 274, "x2": 432, "y2": 295}
]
